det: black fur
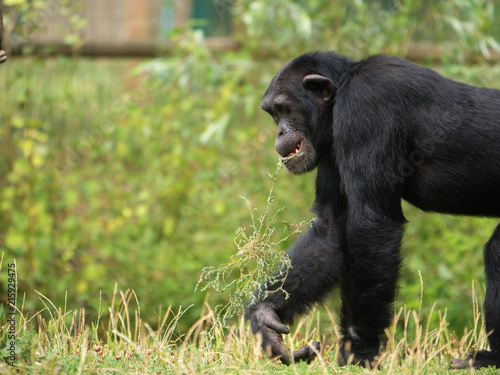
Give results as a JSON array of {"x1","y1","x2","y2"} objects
[
  {"x1": 0, "y1": 7, "x2": 6, "y2": 64},
  {"x1": 246, "y1": 51, "x2": 500, "y2": 368}
]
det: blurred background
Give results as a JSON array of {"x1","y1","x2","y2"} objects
[{"x1": 0, "y1": 0, "x2": 500, "y2": 335}]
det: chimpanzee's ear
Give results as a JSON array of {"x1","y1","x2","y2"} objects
[{"x1": 303, "y1": 74, "x2": 335, "y2": 102}]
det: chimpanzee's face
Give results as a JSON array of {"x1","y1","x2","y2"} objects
[{"x1": 261, "y1": 67, "x2": 336, "y2": 174}]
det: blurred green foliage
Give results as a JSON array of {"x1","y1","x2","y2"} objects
[
  {"x1": 0, "y1": 0, "x2": 499, "y2": 335},
  {"x1": 236, "y1": 0, "x2": 500, "y2": 62}
]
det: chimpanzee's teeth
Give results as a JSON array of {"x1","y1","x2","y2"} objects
[{"x1": 283, "y1": 142, "x2": 302, "y2": 159}]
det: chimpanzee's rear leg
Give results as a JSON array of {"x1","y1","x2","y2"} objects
[{"x1": 450, "y1": 224, "x2": 500, "y2": 369}]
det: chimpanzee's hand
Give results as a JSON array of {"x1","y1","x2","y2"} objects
[
  {"x1": 249, "y1": 305, "x2": 320, "y2": 365},
  {"x1": 0, "y1": 50, "x2": 6, "y2": 64}
]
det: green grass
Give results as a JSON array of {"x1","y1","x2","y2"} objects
[
  {"x1": 0, "y1": 254, "x2": 498, "y2": 374},
  {"x1": 0, "y1": 297, "x2": 496, "y2": 374}
]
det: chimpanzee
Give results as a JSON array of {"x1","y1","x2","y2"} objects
[
  {"x1": 0, "y1": 7, "x2": 6, "y2": 64},
  {"x1": 246, "y1": 51, "x2": 500, "y2": 369}
]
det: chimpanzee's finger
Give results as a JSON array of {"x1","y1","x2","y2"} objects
[{"x1": 263, "y1": 314, "x2": 290, "y2": 334}]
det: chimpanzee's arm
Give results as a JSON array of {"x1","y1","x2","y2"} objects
[
  {"x1": 0, "y1": 7, "x2": 6, "y2": 64},
  {"x1": 246, "y1": 204, "x2": 343, "y2": 364}
]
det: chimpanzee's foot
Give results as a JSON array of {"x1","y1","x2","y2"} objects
[
  {"x1": 277, "y1": 341, "x2": 320, "y2": 365},
  {"x1": 449, "y1": 350, "x2": 500, "y2": 369},
  {"x1": 0, "y1": 50, "x2": 6, "y2": 63},
  {"x1": 289, "y1": 341, "x2": 320, "y2": 364},
  {"x1": 338, "y1": 340, "x2": 380, "y2": 369}
]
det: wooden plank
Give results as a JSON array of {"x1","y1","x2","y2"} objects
[
  {"x1": 126, "y1": 0, "x2": 152, "y2": 40},
  {"x1": 174, "y1": 0, "x2": 192, "y2": 28},
  {"x1": 86, "y1": 0, "x2": 126, "y2": 43}
]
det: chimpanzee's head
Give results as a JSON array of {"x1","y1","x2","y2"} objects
[{"x1": 260, "y1": 55, "x2": 338, "y2": 174}]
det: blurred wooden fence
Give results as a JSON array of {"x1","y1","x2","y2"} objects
[{"x1": 5, "y1": 0, "x2": 236, "y2": 56}]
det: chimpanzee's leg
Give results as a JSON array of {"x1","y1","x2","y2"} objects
[
  {"x1": 450, "y1": 223, "x2": 500, "y2": 369},
  {"x1": 338, "y1": 214, "x2": 404, "y2": 369},
  {"x1": 483, "y1": 224, "x2": 500, "y2": 363}
]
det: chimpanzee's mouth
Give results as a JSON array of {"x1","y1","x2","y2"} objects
[{"x1": 281, "y1": 141, "x2": 303, "y2": 162}]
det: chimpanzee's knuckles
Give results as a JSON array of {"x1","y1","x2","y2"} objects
[
  {"x1": 292, "y1": 341, "x2": 320, "y2": 363},
  {"x1": 249, "y1": 305, "x2": 288, "y2": 334}
]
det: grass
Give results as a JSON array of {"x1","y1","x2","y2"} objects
[
  {"x1": 196, "y1": 161, "x2": 315, "y2": 329},
  {"x1": 0, "y1": 250, "x2": 497, "y2": 374}
]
